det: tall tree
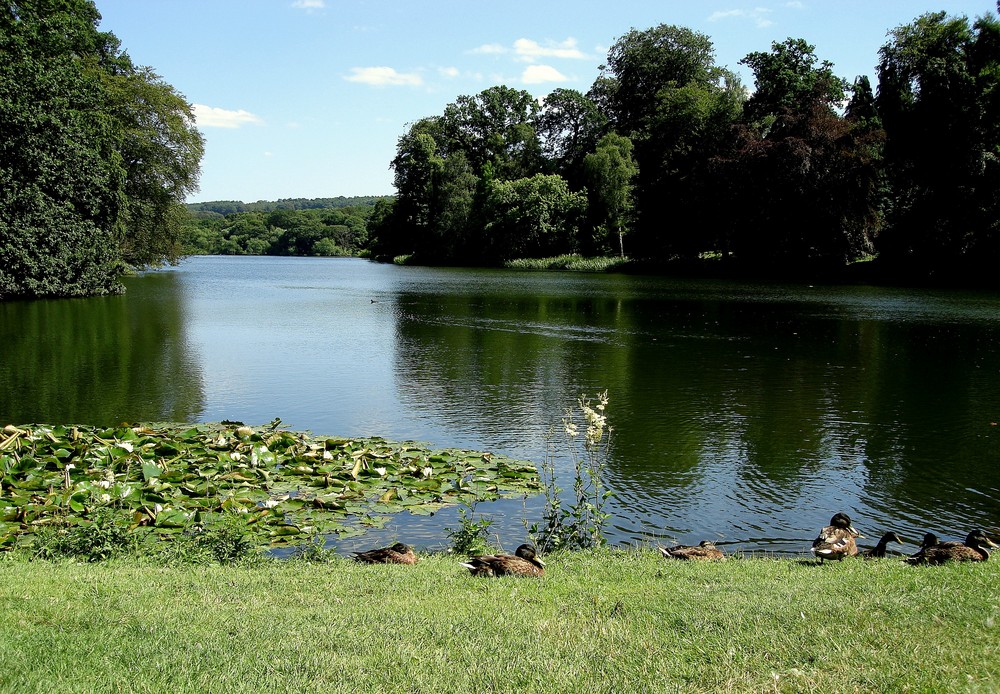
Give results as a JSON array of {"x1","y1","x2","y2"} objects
[
  {"x1": 583, "y1": 133, "x2": 638, "y2": 257},
  {"x1": 0, "y1": 0, "x2": 202, "y2": 299},
  {"x1": 533, "y1": 88, "x2": 607, "y2": 186},
  {"x1": 440, "y1": 86, "x2": 541, "y2": 181},
  {"x1": 876, "y1": 11, "x2": 1000, "y2": 281},
  {"x1": 592, "y1": 25, "x2": 744, "y2": 259},
  {"x1": 715, "y1": 39, "x2": 880, "y2": 270}
]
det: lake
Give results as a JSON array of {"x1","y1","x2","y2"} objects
[{"x1": 2, "y1": 255, "x2": 999, "y2": 554}]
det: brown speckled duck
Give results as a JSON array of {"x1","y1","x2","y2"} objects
[
  {"x1": 460, "y1": 544, "x2": 545, "y2": 577},
  {"x1": 811, "y1": 512, "x2": 862, "y2": 562},
  {"x1": 906, "y1": 530, "x2": 998, "y2": 564},
  {"x1": 658, "y1": 540, "x2": 725, "y2": 561},
  {"x1": 860, "y1": 531, "x2": 906, "y2": 558},
  {"x1": 351, "y1": 542, "x2": 418, "y2": 565}
]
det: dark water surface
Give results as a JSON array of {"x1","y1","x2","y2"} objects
[{"x1": 3, "y1": 256, "x2": 999, "y2": 554}]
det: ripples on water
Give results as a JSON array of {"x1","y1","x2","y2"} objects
[{"x1": 2, "y1": 256, "x2": 999, "y2": 555}]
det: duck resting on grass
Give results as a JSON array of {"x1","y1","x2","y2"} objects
[
  {"x1": 351, "y1": 542, "x2": 418, "y2": 565},
  {"x1": 905, "y1": 530, "x2": 998, "y2": 564},
  {"x1": 811, "y1": 512, "x2": 862, "y2": 563},
  {"x1": 658, "y1": 540, "x2": 725, "y2": 561},
  {"x1": 860, "y1": 531, "x2": 906, "y2": 558},
  {"x1": 460, "y1": 544, "x2": 545, "y2": 577}
]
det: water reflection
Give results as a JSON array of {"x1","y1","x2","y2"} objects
[
  {"x1": 0, "y1": 270, "x2": 204, "y2": 425},
  {"x1": 389, "y1": 273, "x2": 1000, "y2": 552}
]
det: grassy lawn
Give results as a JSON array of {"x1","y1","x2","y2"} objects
[{"x1": 1, "y1": 550, "x2": 997, "y2": 693}]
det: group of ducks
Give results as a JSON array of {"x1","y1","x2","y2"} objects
[
  {"x1": 351, "y1": 541, "x2": 546, "y2": 576},
  {"x1": 347, "y1": 512, "x2": 998, "y2": 574},
  {"x1": 809, "y1": 512, "x2": 999, "y2": 565}
]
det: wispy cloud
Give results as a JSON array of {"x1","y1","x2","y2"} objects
[
  {"x1": 439, "y1": 66, "x2": 460, "y2": 79},
  {"x1": 513, "y1": 38, "x2": 585, "y2": 62},
  {"x1": 192, "y1": 104, "x2": 264, "y2": 129},
  {"x1": 470, "y1": 38, "x2": 586, "y2": 62},
  {"x1": 521, "y1": 64, "x2": 568, "y2": 84},
  {"x1": 291, "y1": 0, "x2": 325, "y2": 11},
  {"x1": 344, "y1": 66, "x2": 423, "y2": 87},
  {"x1": 470, "y1": 43, "x2": 507, "y2": 55},
  {"x1": 708, "y1": 7, "x2": 775, "y2": 28}
]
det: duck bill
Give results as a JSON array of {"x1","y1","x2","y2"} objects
[{"x1": 850, "y1": 527, "x2": 863, "y2": 538}]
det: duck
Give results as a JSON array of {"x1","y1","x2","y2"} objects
[
  {"x1": 810, "y1": 512, "x2": 862, "y2": 562},
  {"x1": 658, "y1": 540, "x2": 725, "y2": 561},
  {"x1": 351, "y1": 542, "x2": 418, "y2": 565},
  {"x1": 860, "y1": 531, "x2": 906, "y2": 558},
  {"x1": 906, "y1": 530, "x2": 998, "y2": 564},
  {"x1": 460, "y1": 543, "x2": 545, "y2": 577}
]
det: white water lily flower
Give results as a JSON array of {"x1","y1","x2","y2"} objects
[
  {"x1": 262, "y1": 499, "x2": 280, "y2": 508},
  {"x1": 97, "y1": 480, "x2": 111, "y2": 489},
  {"x1": 118, "y1": 441, "x2": 133, "y2": 453},
  {"x1": 99, "y1": 493, "x2": 111, "y2": 503},
  {"x1": 154, "y1": 503, "x2": 163, "y2": 514},
  {"x1": 422, "y1": 466, "x2": 433, "y2": 478},
  {"x1": 230, "y1": 451, "x2": 242, "y2": 462},
  {"x1": 374, "y1": 466, "x2": 387, "y2": 476}
]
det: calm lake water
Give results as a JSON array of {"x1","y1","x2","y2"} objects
[{"x1": 3, "y1": 255, "x2": 999, "y2": 554}]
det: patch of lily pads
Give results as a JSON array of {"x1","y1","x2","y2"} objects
[{"x1": 0, "y1": 420, "x2": 540, "y2": 549}]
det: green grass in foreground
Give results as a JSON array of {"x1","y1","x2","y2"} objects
[{"x1": 0, "y1": 550, "x2": 997, "y2": 693}]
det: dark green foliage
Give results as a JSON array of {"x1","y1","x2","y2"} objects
[
  {"x1": 358, "y1": 13, "x2": 999, "y2": 285},
  {"x1": 715, "y1": 38, "x2": 882, "y2": 269},
  {"x1": 445, "y1": 502, "x2": 495, "y2": 555},
  {"x1": 0, "y1": 0, "x2": 203, "y2": 299},
  {"x1": 876, "y1": 11, "x2": 1000, "y2": 282},
  {"x1": 33, "y1": 507, "x2": 137, "y2": 562},
  {"x1": 194, "y1": 515, "x2": 259, "y2": 564}
]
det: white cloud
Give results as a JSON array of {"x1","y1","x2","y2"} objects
[
  {"x1": 471, "y1": 43, "x2": 507, "y2": 55},
  {"x1": 439, "y1": 66, "x2": 460, "y2": 79},
  {"x1": 292, "y1": 0, "x2": 325, "y2": 10},
  {"x1": 192, "y1": 104, "x2": 263, "y2": 129},
  {"x1": 786, "y1": 1, "x2": 804, "y2": 8},
  {"x1": 708, "y1": 7, "x2": 774, "y2": 28},
  {"x1": 521, "y1": 64, "x2": 567, "y2": 84},
  {"x1": 514, "y1": 38, "x2": 585, "y2": 62},
  {"x1": 344, "y1": 66, "x2": 423, "y2": 86}
]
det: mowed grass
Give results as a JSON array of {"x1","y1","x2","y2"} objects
[{"x1": 0, "y1": 550, "x2": 997, "y2": 693}]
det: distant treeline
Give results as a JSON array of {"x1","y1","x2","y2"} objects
[
  {"x1": 181, "y1": 201, "x2": 385, "y2": 257},
  {"x1": 367, "y1": 11, "x2": 1000, "y2": 285},
  {"x1": 186, "y1": 196, "x2": 390, "y2": 218}
]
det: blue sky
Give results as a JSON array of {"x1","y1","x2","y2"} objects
[{"x1": 94, "y1": 0, "x2": 996, "y2": 203}]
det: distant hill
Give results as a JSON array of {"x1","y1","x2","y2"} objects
[{"x1": 186, "y1": 195, "x2": 393, "y2": 217}]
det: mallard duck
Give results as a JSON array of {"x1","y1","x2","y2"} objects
[
  {"x1": 658, "y1": 540, "x2": 725, "y2": 561},
  {"x1": 906, "y1": 530, "x2": 998, "y2": 564},
  {"x1": 460, "y1": 543, "x2": 545, "y2": 577},
  {"x1": 351, "y1": 542, "x2": 418, "y2": 565},
  {"x1": 860, "y1": 531, "x2": 906, "y2": 558},
  {"x1": 811, "y1": 512, "x2": 862, "y2": 562}
]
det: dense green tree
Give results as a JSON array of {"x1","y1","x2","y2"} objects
[
  {"x1": 0, "y1": 0, "x2": 203, "y2": 299},
  {"x1": 440, "y1": 86, "x2": 541, "y2": 181},
  {"x1": 876, "y1": 11, "x2": 1000, "y2": 280},
  {"x1": 482, "y1": 175, "x2": 586, "y2": 261},
  {"x1": 592, "y1": 25, "x2": 744, "y2": 259},
  {"x1": 583, "y1": 133, "x2": 638, "y2": 257},
  {"x1": 715, "y1": 39, "x2": 880, "y2": 269},
  {"x1": 533, "y1": 88, "x2": 607, "y2": 185}
]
